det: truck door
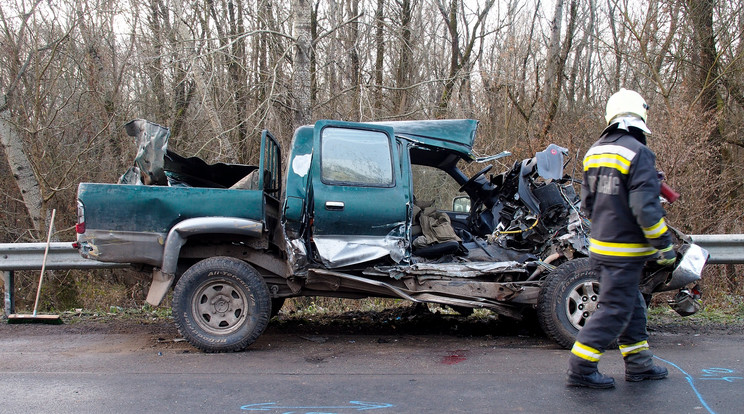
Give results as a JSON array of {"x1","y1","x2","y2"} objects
[{"x1": 310, "y1": 121, "x2": 409, "y2": 268}]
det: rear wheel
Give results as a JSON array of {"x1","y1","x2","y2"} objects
[
  {"x1": 173, "y1": 257, "x2": 271, "y2": 352},
  {"x1": 537, "y1": 258, "x2": 599, "y2": 349}
]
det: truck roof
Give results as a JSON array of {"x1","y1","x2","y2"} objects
[
  {"x1": 372, "y1": 119, "x2": 478, "y2": 161},
  {"x1": 292, "y1": 119, "x2": 479, "y2": 161}
]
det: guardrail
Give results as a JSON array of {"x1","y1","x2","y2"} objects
[
  {"x1": 2, "y1": 235, "x2": 743, "y2": 317},
  {"x1": 689, "y1": 234, "x2": 744, "y2": 265},
  {"x1": 0, "y1": 242, "x2": 128, "y2": 271},
  {"x1": 1, "y1": 242, "x2": 128, "y2": 317}
]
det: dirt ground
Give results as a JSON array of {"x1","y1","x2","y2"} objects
[{"x1": 2, "y1": 304, "x2": 742, "y2": 352}]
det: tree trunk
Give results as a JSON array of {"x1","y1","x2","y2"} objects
[
  {"x1": 583, "y1": 0, "x2": 597, "y2": 103},
  {"x1": 538, "y1": 0, "x2": 576, "y2": 141},
  {"x1": 348, "y1": 0, "x2": 361, "y2": 120},
  {"x1": 567, "y1": 0, "x2": 593, "y2": 105},
  {"x1": 394, "y1": 0, "x2": 413, "y2": 116},
  {"x1": 543, "y1": 0, "x2": 564, "y2": 102},
  {"x1": 310, "y1": 2, "x2": 319, "y2": 106},
  {"x1": 688, "y1": 0, "x2": 721, "y2": 149},
  {"x1": 227, "y1": 0, "x2": 251, "y2": 161},
  {"x1": 292, "y1": 0, "x2": 313, "y2": 129},
  {"x1": 436, "y1": 0, "x2": 459, "y2": 118},
  {"x1": 373, "y1": 0, "x2": 385, "y2": 114},
  {"x1": 607, "y1": 0, "x2": 622, "y2": 91},
  {"x1": 147, "y1": 0, "x2": 168, "y2": 117},
  {"x1": 435, "y1": 0, "x2": 494, "y2": 118},
  {"x1": 0, "y1": 98, "x2": 44, "y2": 234},
  {"x1": 0, "y1": 1, "x2": 45, "y2": 235}
]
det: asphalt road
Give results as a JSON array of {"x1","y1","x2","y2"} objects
[{"x1": 0, "y1": 316, "x2": 742, "y2": 414}]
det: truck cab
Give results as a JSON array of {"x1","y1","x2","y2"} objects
[{"x1": 284, "y1": 119, "x2": 479, "y2": 271}]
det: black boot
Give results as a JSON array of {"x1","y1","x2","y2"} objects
[
  {"x1": 566, "y1": 370, "x2": 616, "y2": 389},
  {"x1": 625, "y1": 365, "x2": 668, "y2": 382},
  {"x1": 624, "y1": 349, "x2": 668, "y2": 382}
]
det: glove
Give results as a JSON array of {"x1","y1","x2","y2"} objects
[{"x1": 657, "y1": 244, "x2": 676, "y2": 266}]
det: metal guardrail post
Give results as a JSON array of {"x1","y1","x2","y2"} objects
[{"x1": 3, "y1": 270, "x2": 13, "y2": 318}]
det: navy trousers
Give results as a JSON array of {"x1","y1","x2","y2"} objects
[{"x1": 569, "y1": 258, "x2": 653, "y2": 374}]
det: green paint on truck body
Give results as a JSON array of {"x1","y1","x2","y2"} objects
[{"x1": 78, "y1": 183, "x2": 265, "y2": 233}]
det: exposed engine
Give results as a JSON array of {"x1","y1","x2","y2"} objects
[{"x1": 459, "y1": 145, "x2": 589, "y2": 262}]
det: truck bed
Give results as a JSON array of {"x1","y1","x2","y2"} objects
[
  {"x1": 77, "y1": 183, "x2": 268, "y2": 266},
  {"x1": 78, "y1": 183, "x2": 266, "y2": 233}
]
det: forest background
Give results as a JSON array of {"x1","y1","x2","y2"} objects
[{"x1": 1, "y1": 0, "x2": 743, "y2": 313}]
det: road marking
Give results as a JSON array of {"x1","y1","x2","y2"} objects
[
  {"x1": 654, "y1": 356, "x2": 715, "y2": 414},
  {"x1": 240, "y1": 401, "x2": 394, "y2": 412},
  {"x1": 699, "y1": 367, "x2": 743, "y2": 383}
]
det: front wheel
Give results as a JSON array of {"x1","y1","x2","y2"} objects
[
  {"x1": 537, "y1": 258, "x2": 599, "y2": 349},
  {"x1": 173, "y1": 257, "x2": 271, "y2": 352}
]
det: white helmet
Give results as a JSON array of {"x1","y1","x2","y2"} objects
[{"x1": 605, "y1": 88, "x2": 649, "y2": 125}]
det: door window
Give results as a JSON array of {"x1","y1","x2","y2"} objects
[{"x1": 321, "y1": 127, "x2": 393, "y2": 187}]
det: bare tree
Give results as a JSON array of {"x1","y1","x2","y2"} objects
[
  {"x1": 0, "y1": 0, "x2": 61, "y2": 235},
  {"x1": 347, "y1": 0, "x2": 361, "y2": 120},
  {"x1": 538, "y1": 0, "x2": 577, "y2": 141},
  {"x1": 393, "y1": 0, "x2": 415, "y2": 116},
  {"x1": 292, "y1": 0, "x2": 313, "y2": 129},
  {"x1": 434, "y1": 0, "x2": 494, "y2": 118},
  {"x1": 373, "y1": 0, "x2": 385, "y2": 113},
  {"x1": 566, "y1": 0, "x2": 595, "y2": 106},
  {"x1": 686, "y1": 0, "x2": 722, "y2": 156}
]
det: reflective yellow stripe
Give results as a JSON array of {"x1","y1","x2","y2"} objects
[
  {"x1": 585, "y1": 144, "x2": 637, "y2": 161},
  {"x1": 571, "y1": 341, "x2": 603, "y2": 362},
  {"x1": 583, "y1": 144, "x2": 637, "y2": 175},
  {"x1": 643, "y1": 218, "x2": 668, "y2": 239},
  {"x1": 583, "y1": 154, "x2": 631, "y2": 174},
  {"x1": 619, "y1": 340, "x2": 649, "y2": 357},
  {"x1": 589, "y1": 238, "x2": 656, "y2": 257}
]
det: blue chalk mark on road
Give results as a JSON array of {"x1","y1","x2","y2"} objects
[
  {"x1": 240, "y1": 401, "x2": 394, "y2": 412},
  {"x1": 699, "y1": 368, "x2": 743, "y2": 383},
  {"x1": 654, "y1": 356, "x2": 715, "y2": 414}
]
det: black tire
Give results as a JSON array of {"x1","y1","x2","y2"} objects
[
  {"x1": 537, "y1": 258, "x2": 599, "y2": 349},
  {"x1": 172, "y1": 257, "x2": 271, "y2": 352}
]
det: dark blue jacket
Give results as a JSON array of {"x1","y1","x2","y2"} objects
[{"x1": 581, "y1": 126, "x2": 672, "y2": 262}]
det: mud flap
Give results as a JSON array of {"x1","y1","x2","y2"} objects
[{"x1": 146, "y1": 269, "x2": 174, "y2": 306}]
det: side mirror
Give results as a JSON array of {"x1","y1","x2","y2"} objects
[{"x1": 453, "y1": 196, "x2": 471, "y2": 212}]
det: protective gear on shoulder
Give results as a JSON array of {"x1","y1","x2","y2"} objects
[
  {"x1": 657, "y1": 244, "x2": 676, "y2": 266},
  {"x1": 605, "y1": 88, "x2": 649, "y2": 125}
]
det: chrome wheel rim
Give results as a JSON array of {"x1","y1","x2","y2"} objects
[{"x1": 565, "y1": 280, "x2": 600, "y2": 330}]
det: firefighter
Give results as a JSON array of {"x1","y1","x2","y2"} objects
[{"x1": 567, "y1": 88, "x2": 676, "y2": 389}]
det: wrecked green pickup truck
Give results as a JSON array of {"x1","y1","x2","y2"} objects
[{"x1": 75, "y1": 119, "x2": 705, "y2": 352}]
